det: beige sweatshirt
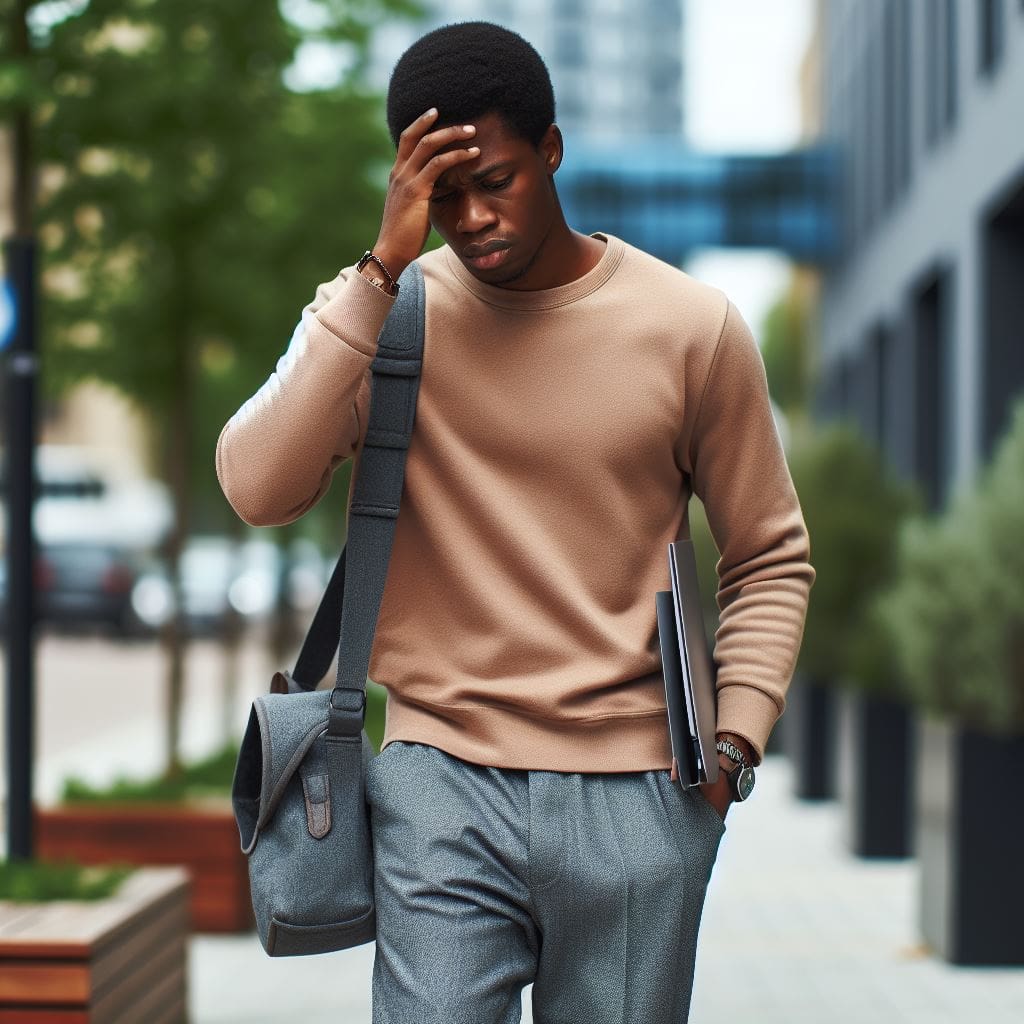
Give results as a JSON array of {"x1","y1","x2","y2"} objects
[{"x1": 216, "y1": 231, "x2": 815, "y2": 772}]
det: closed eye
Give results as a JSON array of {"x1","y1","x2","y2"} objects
[{"x1": 430, "y1": 175, "x2": 513, "y2": 203}]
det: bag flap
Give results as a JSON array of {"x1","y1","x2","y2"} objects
[{"x1": 253, "y1": 689, "x2": 333, "y2": 832}]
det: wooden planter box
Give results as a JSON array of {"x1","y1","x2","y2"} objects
[
  {"x1": 916, "y1": 713, "x2": 1024, "y2": 964},
  {"x1": 35, "y1": 797, "x2": 253, "y2": 934},
  {"x1": 782, "y1": 673, "x2": 839, "y2": 800},
  {"x1": 0, "y1": 865, "x2": 189, "y2": 1023},
  {"x1": 836, "y1": 687, "x2": 915, "y2": 858}
]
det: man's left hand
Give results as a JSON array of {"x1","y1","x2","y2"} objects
[
  {"x1": 702, "y1": 731, "x2": 755, "y2": 823},
  {"x1": 699, "y1": 772, "x2": 733, "y2": 823}
]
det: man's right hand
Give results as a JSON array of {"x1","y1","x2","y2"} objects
[{"x1": 368, "y1": 108, "x2": 481, "y2": 281}]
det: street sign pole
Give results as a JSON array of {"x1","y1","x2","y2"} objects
[{"x1": 3, "y1": 235, "x2": 38, "y2": 861}]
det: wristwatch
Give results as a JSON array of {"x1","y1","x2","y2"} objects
[
  {"x1": 356, "y1": 250, "x2": 399, "y2": 296},
  {"x1": 716, "y1": 738, "x2": 756, "y2": 802}
]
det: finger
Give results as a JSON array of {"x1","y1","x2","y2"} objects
[
  {"x1": 406, "y1": 123, "x2": 477, "y2": 176},
  {"x1": 396, "y1": 107, "x2": 439, "y2": 161},
  {"x1": 414, "y1": 145, "x2": 480, "y2": 189}
]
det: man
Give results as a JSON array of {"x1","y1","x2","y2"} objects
[{"x1": 217, "y1": 19, "x2": 815, "y2": 1024}]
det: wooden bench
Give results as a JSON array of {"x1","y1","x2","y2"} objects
[{"x1": 0, "y1": 865, "x2": 190, "y2": 1023}]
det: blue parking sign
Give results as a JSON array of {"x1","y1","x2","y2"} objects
[{"x1": 0, "y1": 277, "x2": 16, "y2": 350}]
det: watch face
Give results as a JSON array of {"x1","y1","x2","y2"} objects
[{"x1": 737, "y1": 766, "x2": 755, "y2": 801}]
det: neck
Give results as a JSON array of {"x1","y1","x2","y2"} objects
[{"x1": 489, "y1": 210, "x2": 606, "y2": 291}]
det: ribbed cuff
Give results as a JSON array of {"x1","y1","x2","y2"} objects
[
  {"x1": 314, "y1": 267, "x2": 397, "y2": 357},
  {"x1": 715, "y1": 683, "x2": 783, "y2": 767}
]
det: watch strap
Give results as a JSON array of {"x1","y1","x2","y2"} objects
[
  {"x1": 357, "y1": 249, "x2": 399, "y2": 295},
  {"x1": 716, "y1": 738, "x2": 750, "y2": 768}
]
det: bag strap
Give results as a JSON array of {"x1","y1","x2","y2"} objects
[{"x1": 286, "y1": 260, "x2": 425, "y2": 742}]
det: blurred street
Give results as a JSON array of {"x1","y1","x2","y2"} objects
[
  {"x1": 0, "y1": 633, "x2": 273, "y2": 808},
  {"x1": 3, "y1": 636, "x2": 1023, "y2": 1022}
]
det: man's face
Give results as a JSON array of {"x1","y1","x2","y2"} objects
[{"x1": 428, "y1": 111, "x2": 562, "y2": 287}]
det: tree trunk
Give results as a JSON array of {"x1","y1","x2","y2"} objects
[
  {"x1": 158, "y1": 343, "x2": 194, "y2": 781},
  {"x1": 220, "y1": 517, "x2": 246, "y2": 744}
]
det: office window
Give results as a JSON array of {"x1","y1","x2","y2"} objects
[
  {"x1": 883, "y1": 0, "x2": 897, "y2": 207},
  {"x1": 978, "y1": 0, "x2": 1005, "y2": 76},
  {"x1": 898, "y1": 0, "x2": 912, "y2": 190},
  {"x1": 924, "y1": 4, "x2": 940, "y2": 146},
  {"x1": 944, "y1": 0, "x2": 958, "y2": 128},
  {"x1": 553, "y1": 27, "x2": 585, "y2": 67},
  {"x1": 913, "y1": 270, "x2": 953, "y2": 512}
]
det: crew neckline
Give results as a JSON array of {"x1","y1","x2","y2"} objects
[{"x1": 443, "y1": 231, "x2": 625, "y2": 311}]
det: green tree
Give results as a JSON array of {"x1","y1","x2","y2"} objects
[
  {"x1": 875, "y1": 399, "x2": 1024, "y2": 732},
  {"x1": 787, "y1": 421, "x2": 922, "y2": 690},
  {"x1": 761, "y1": 287, "x2": 812, "y2": 418},
  {"x1": 7, "y1": 0, "x2": 420, "y2": 778}
]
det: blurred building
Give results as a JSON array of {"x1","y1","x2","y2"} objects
[
  {"x1": 814, "y1": 0, "x2": 1024, "y2": 511},
  {"x1": 367, "y1": 0, "x2": 688, "y2": 141}
]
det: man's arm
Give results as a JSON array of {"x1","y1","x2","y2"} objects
[
  {"x1": 215, "y1": 265, "x2": 397, "y2": 527},
  {"x1": 687, "y1": 297, "x2": 817, "y2": 767}
]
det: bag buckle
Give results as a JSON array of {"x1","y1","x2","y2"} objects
[{"x1": 327, "y1": 687, "x2": 366, "y2": 737}]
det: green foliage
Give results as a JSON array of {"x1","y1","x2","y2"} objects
[
  {"x1": 686, "y1": 498, "x2": 723, "y2": 645},
  {"x1": 8, "y1": 0, "x2": 423, "y2": 532},
  {"x1": 0, "y1": 859, "x2": 134, "y2": 901},
  {"x1": 874, "y1": 400, "x2": 1024, "y2": 733},
  {"x1": 364, "y1": 679, "x2": 387, "y2": 751},
  {"x1": 787, "y1": 420, "x2": 922, "y2": 688},
  {"x1": 761, "y1": 290, "x2": 811, "y2": 416},
  {"x1": 61, "y1": 738, "x2": 240, "y2": 802}
]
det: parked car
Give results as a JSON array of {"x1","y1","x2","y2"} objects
[
  {"x1": 0, "y1": 444, "x2": 173, "y2": 551},
  {"x1": 0, "y1": 542, "x2": 148, "y2": 638},
  {"x1": 129, "y1": 536, "x2": 332, "y2": 639},
  {"x1": 1, "y1": 445, "x2": 172, "y2": 638},
  {"x1": 36, "y1": 542, "x2": 149, "y2": 637},
  {"x1": 131, "y1": 536, "x2": 239, "y2": 637}
]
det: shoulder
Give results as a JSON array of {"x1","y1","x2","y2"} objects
[
  {"x1": 612, "y1": 236, "x2": 731, "y2": 339},
  {"x1": 413, "y1": 243, "x2": 449, "y2": 280}
]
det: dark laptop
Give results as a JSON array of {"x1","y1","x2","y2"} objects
[{"x1": 655, "y1": 539, "x2": 719, "y2": 789}]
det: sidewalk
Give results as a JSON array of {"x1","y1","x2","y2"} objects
[{"x1": 189, "y1": 753, "x2": 1024, "y2": 1023}]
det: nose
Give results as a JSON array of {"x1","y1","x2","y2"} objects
[{"x1": 456, "y1": 192, "x2": 497, "y2": 235}]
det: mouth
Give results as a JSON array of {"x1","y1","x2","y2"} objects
[{"x1": 464, "y1": 242, "x2": 512, "y2": 271}]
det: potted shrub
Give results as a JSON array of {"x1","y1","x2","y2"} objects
[
  {"x1": 34, "y1": 681, "x2": 388, "y2": 934},
  {"x1": 874, "y1": 399, "x2": 1024, "y2": 964},
  {"x1": 0, "y1": 859, "x2": 189, "y2": 1020},
  {"x1": 786, "y1": 422, "x2": 922, "y2": 808}
]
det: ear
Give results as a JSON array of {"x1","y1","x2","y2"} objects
[{"x1": 541, "y1": 124, "x2": 563, "y2": 173}]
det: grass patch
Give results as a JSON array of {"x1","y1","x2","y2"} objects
[
  {"x1": 0, "y1": 859, "x2": 135, "y2": 901},
  {"x1": 365, "y1": 681, "x2": 386, "y2": 751},
  {"x1": 60, "y1": 741, "x2": 240, "y2": 803}
]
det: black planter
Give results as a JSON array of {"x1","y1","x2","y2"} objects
[
  {"x1": 836, "y1": 688, "x2": 915, "y2": 858},
  {"x1": 783, "y1": 674, "x2": 838, "y2": 800},
  {"x1": 916, "y1": 713, "x2": 1024, "y2": 964}
]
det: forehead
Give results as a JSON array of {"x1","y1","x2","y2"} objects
[{"x1": 432, "y1": 113, "x2": 529, "y2": 189}]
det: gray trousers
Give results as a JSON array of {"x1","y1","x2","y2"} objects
[{"x1": 366, "y1": 739, "x2": 727, "y2": 1024}]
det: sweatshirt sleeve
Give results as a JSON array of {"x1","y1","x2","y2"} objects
[
  {"x1": 688, "y1": 298, "x2": 816, "y2": 766},
  {"x1": 215, "y1": 266, "x2": 397, "y2": 527}
]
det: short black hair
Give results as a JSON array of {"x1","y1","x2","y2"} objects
[{"x1": 386, "y1": 20, "x2": 556, "y2": 150}]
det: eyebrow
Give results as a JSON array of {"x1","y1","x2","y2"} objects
[{"x1": 432, "y1": 160, "x2": 516, "y2": 191}]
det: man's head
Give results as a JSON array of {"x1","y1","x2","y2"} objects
[{"x1": 386, "y1": 21, "x2": 565, "y2": 286}]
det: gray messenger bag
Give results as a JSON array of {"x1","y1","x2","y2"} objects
[{"x1": 231, "y1": 260, "x2": 425, "y2": 956}]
